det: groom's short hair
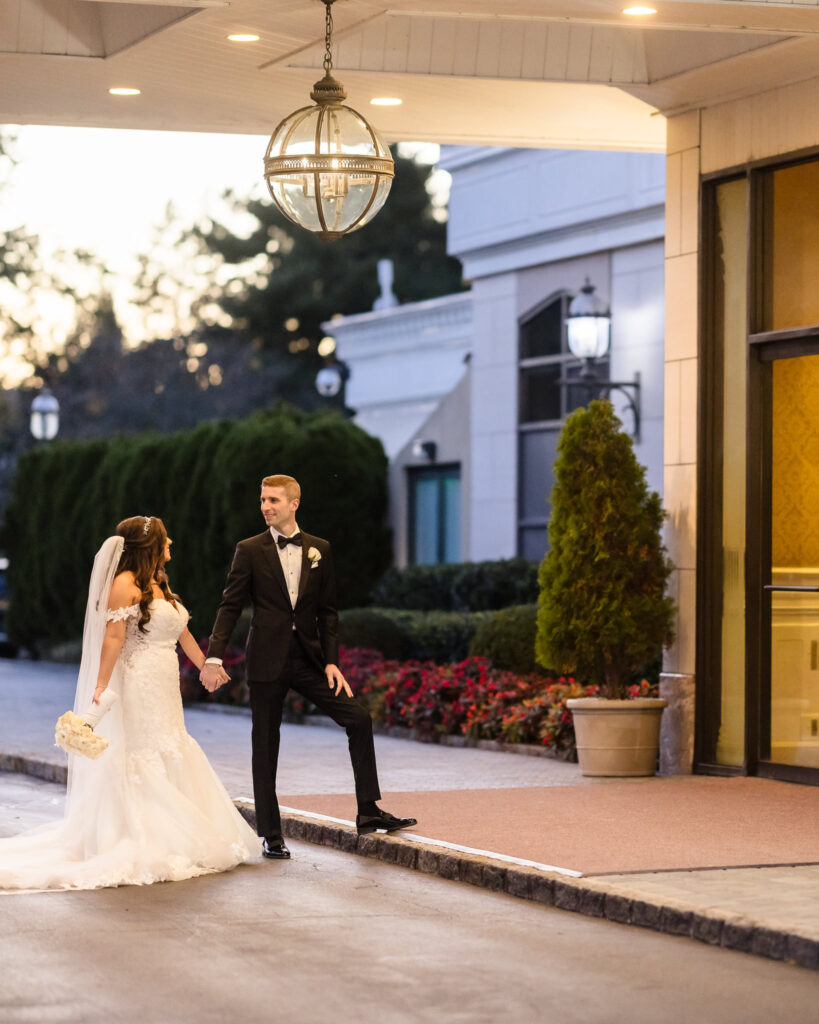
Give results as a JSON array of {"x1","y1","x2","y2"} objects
[{"x1": 261, "y1": 474, "x2": 300, "y2": 501}]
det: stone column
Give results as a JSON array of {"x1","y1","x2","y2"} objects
[
  {"x1": 661, "y1": 112, "x2": 701, "y2": 773},
  {"x1": 468, "y1": 273, "x2": 519, "y2": 561},
  {"x1": 658, "y1": 672, "x2": 695, "y2": 775}
]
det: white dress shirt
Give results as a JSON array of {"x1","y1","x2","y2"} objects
[{"x1": 271, "y1": 525, "x2": 302, "y2": 611}]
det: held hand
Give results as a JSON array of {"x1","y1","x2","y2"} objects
[
  {"x1": 200, "y1": 663, "x2": 230, "y2": 692},
  {"x1": 325, "y1": 664, "x2": 352, "y2": 698}
]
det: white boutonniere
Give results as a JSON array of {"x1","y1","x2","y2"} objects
[{"x1": 307, "y1": 546, "x2": 321, "y2": 568}]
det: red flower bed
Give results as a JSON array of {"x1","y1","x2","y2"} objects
[
  {"x1": 340, "y1": 647, "x2": 656, "y2": 757},
  {"x1": 179, "y1": 641, "x2": 657, "y2": 758}
]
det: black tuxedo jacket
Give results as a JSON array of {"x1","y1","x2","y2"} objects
[{"x1": 207, "y1": 530, "x2": 339, "y2": 683}]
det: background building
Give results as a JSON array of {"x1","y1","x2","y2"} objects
[{"x1": 330, "y1": 146, "x2": 665, "y2": 567}]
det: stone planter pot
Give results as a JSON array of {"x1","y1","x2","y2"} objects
[{"x1": 566, "y1": 697, "x2": 668, "y2": 777}]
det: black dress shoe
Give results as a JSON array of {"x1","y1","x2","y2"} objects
[
  {"x1": 262, "y1": 837, "x2": 291, "y2": 859},
  {"x1": 356, "y1": 810, "x2": 418, "y2": 836}
]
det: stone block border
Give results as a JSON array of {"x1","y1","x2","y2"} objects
[
  {"x1": 0, "y1": 753, "x2": 67, "y2": 784},
  {"x1": 3, "y1": 751, "x2": 817, "y2": 972}
]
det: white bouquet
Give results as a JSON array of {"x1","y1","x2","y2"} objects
[{"x1": 55, "y1": 689, "x2": 118, "y2": 760}]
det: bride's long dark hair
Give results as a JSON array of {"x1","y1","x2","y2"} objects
[{"x1": 115, "y1": 516, "x2": 178, "y2": 631}]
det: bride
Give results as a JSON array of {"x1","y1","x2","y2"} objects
[{"x1": 0, "y1": 515, "x2": 259, "y2": 890}]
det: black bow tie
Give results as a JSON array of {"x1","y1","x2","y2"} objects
[{"x1": 277, "y1": 533, "x2": 302, "y2": 549}]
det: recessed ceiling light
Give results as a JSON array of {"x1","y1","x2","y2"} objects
[
  {"x1": 109, "y1": 87, "x2": 140, "y2": 96},
  {"x1": 622, "y1": 5, "x2": 657, "y2": 14},
  {"x1": 227, "y1": 33, "x2": 260, "y2": 42},
  {"x1": 370, "y1": 97, "x2": 402, "y2": 106}
]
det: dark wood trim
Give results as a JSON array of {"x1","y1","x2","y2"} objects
[
  {"x1": 693, "y1": 762, "x2": 744, "y2": 778},
  {"x1": 749, "y1": 167, "x2": 767, "y2": 339},
  {"x1": 753, "y1": 331, "x2": 819, "y2": 360},
  {"x1": 745, "y1": 341, "x2": 769, "y2": 774},
  {"x1": 695, "y1": 179, "x2": 725, "y2": 767},
  {"x1": 744, "y1": 169, "x2": 766, "y2": 776},
  {"x1": 700, "y1": 143, "x2": 819, "y2": 184},
  {"x1": 756, "y1": 761, "x2": 819, "y2": 787},
  {"x1": 755, "y1": 168, "x2": 773, "y2": 335}
]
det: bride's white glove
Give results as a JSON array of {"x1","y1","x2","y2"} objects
[{"x1": 83, "y1": 688, "x2": 119, "y2": 727}]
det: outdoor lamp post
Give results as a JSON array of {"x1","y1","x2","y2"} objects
[
  {"x1": 563, "y1": 277, "x2": 641, "y2": 441},
  {"x1": 315, "y1": 364, "x2": 346, "y2": 398},
  {"x1": 566, "y1": 277, "x2": 611, "y2": 360},
  {"x1": 30, "y1": 389, "x2": 60, "y2": 441},
  {"x1": 315, "y1": 357, "x2": 353, "y2": 415},
  {"x1": 263, "y1": 0, "x2": 395, "y2": 242}
]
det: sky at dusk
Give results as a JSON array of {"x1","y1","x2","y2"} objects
[{"x1": 1, "y1": 125, "x2": 442, "y2": 381}]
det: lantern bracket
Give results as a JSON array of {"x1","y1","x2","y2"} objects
[{"x1": 559, "y1": 366, "x2": 642, "y2": 442}]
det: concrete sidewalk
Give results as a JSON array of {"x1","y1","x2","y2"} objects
[
  {"x1": 1, "y1": 659, "x2": 818, "y2": 970},
  {"x1": 5, "y1": 779, "x2": 817, "y2": 1024}
]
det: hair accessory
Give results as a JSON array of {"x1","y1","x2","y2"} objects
[{"x1": 143, "y1": 516, "x2": 152, "y2": 535}]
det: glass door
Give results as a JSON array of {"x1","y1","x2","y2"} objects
[
  {"x1": 762, "y1": 350, "x2": 819, "y2": 776},
  {"x1": 409, "y1": 465, "x2": 461, "y2": 565}
]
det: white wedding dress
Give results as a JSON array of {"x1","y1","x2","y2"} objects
[{"x1": 0, "y1": 592, "x2": 259, "y2": 891}]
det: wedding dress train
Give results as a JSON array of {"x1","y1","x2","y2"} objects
[{"x1": 0, "y1": 596, "x2": 258, "y2": 891}]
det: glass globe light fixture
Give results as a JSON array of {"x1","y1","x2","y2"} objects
[
  {"x1": 263, "y1": 1, "x2": 394, "y2": 242},
  {"x1": 566, "y1": 278, "x2": 611, "y2": 361},
  {"x1": 30, "y1": 388, "x2": 60, "y2": 441}
]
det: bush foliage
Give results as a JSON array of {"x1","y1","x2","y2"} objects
[
  {"x1": 469, "y1": 604, "x2": 539, "y2": 675},
  {"x1": 3, "y1": 405, "x2": 391, "y2": 648},
  {"x1": 337, "y1": 609, "x2": 412, "y2": 660},
  {"x1": 339, "y1": 607, "x2": 488, "y2": 663},
  {"x1": 536, "y1": 400, "x2": 676, "y2": 698},
  {"x1": 370, "y1": 558, "x2": 538, "y2": 612}
]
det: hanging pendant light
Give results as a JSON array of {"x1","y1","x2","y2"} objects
[{"x1": 263, "y1": 0, "x2": 395, "y2": 242}]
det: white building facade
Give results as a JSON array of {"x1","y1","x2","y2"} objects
[{"x1": 328, "y1": 146, "x2": 666, "y2": 567}]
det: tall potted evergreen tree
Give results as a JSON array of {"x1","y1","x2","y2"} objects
[{"x1": 536, "y1": 400, "x2": 676, "y2": 776}]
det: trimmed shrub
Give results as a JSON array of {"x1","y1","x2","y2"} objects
[
  {"x1": 537, "y1": 400, "x2": 676, "y2": 698},
  {"x1": 2, "y1": 404, "x2": 391, "y2": 648},
  {"x1": 370, "y1": 558, "x2": 538, "y2": 612},
  {"x1": 469, "y1": 604, "x2": 539, "y2": 675},
  {"x1": 338, "y1": 609, "x2": 411, "y2": 660},
  {"x1": 387, "y1": 609, "x2": 488, "y2": 662},
  {"x1": 340, "y1": 607, "x2": 487, "y2": 663}
]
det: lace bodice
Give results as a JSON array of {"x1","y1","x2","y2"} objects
[
  {"x1": 107, "y1": 599, "x2": 189, "y2": 640},
  {"x1": 112, "y1": 599, "x2": 190, "y2": 761}
]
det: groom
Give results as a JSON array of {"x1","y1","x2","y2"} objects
[{"x1": 200, "y1": 474, "x2": 416, "y2": 859}]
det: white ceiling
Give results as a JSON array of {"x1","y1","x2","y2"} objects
[{"x1": 2, "y1": 1, "x2": 819, "y2": 150}]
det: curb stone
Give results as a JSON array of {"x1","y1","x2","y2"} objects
[
  {"x1": 0, "y1": 753, "x2": 67, "y2": 784},
  {"x1": 3, "y1": 751, "x2": 818, "y2": 971}
]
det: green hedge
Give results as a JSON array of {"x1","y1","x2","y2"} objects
[
  {"x1": 3, "y1": 405, "x2": 391, "y2": 648},
  {"x1": 468, "y1": 604, "x2": 540, "y2": 675},
  {"x1": 339, "y1": 607, "x2": 489, "y2": 663},
  {"x1": 369, "y1": 558, "x2": 538, "y2": 612}
]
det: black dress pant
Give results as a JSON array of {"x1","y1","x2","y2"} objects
[{"x1": 248, "y1": 633, "x2": 381, "y2": 839}]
